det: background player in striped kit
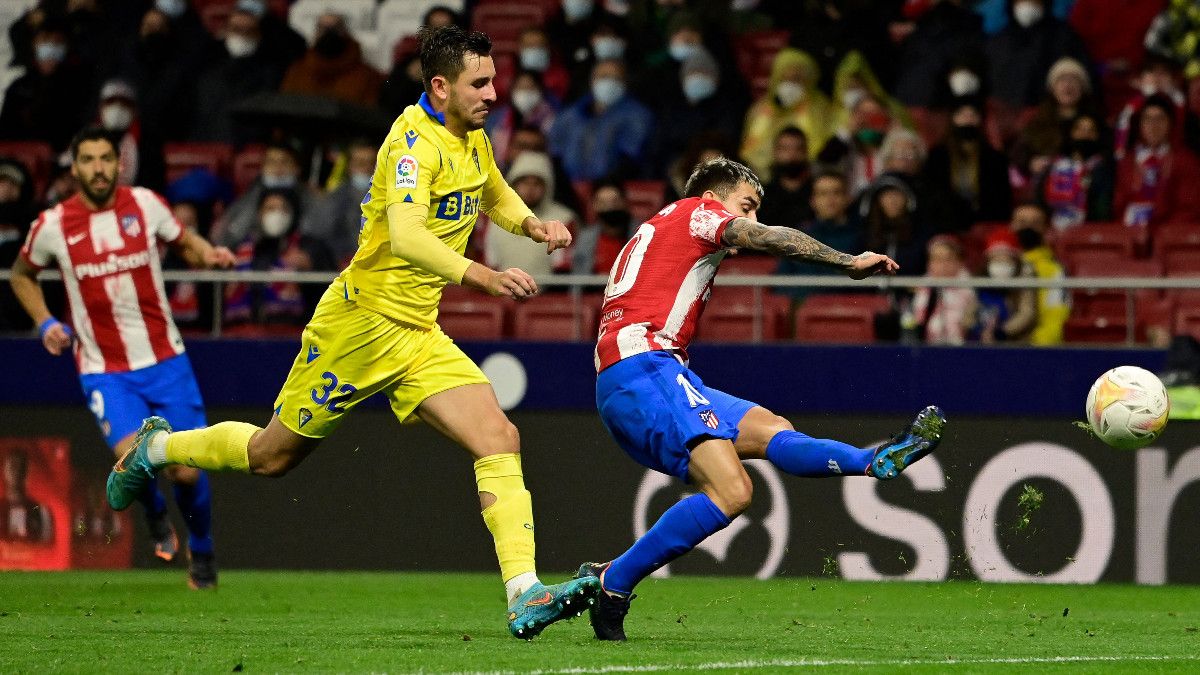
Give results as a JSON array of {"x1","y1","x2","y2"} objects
[{"x1": 9, "y1": 126, "x2": 236, "y2": 588}]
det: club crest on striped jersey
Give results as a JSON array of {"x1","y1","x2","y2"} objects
[{"x1": 120, "y1": 215, "x2": 141, "y2": 237}]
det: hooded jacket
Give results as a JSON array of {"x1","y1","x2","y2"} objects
[
  {"x1": 485, "y1": 151, "x2": 576, "y2": 275},
  {"x1": 740, "y1": 48, "x2": 831, "y2": 179}
]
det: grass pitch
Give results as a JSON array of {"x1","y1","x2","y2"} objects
[{"x1": 1, "y1": 571, "x2": 1198, "y2": 673}]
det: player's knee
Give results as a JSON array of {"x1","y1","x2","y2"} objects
[
  {"x1": 767, "y1": 414, "x2": 794, "y2": 434},
  {"x1": 479, "y1": 419, "x2": 521, "y2": 457},
  {"x1": 716, "y1": 474, "x2": 753, "y2": 516}
]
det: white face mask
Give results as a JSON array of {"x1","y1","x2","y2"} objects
[
  {"x1": 775, "y1": 81, "x2": 804, "y2": 107},
  {"x1": 948, "y1": 70, "x2": 981, "y2": 96},
  {"x1": 35, "y1": 42, "x2": 67, "y2": 64},
  {"x1": 682, "y1": 75, "x2": 717, "y2": 103},
  {"x1": 226, "y1": 34, "x2": 258, "y2": 58},
  {"x1": 562, "y1": 0, "x2": 593, "y2": 22},
  {"x1": 987, "y1": 258, "x2": 1017, "y2": 279},
  {"x1": 100, "y1": 104, "x2": 134, "y2": 131},
  {"x1": 605, "y1": 0, "x2": 631, "y2": 16},
  {"x1": 841, "y1": 88, "x2": 867, "y2": 110},
  {"x1": 591, "y1": 35, "x2": 626, "y2": 60},
  {"x1": 1013, "y1": 1, "x2": 1044, "y2": 28},
  {"x1": 156, "y1": 0, "x2": 187, "y2": 18},
  {"x1": 260, "y1": 210, "x2": 292, "y2": 238},
  {"x1": 668, "y1": 41, "x2": 700, "y2": 62},
  {"x1": 519, "y1": 46, "x2": 550, "y2": 72},
  {"x1": 591, "y1": 77, "x2": 625, "y2": 107},
  {"x1": 262, "y1": 174, "x2": 297, "y2": 189},
  {"x1": 350, "y1": 172, "x2": 373, "y2": 192},
  {"x1": 731, "y1": 0, "x2": 760, "y2": 10},
  {"x1": 511, "y1": 88, "x2": 542, "y2": 116}
]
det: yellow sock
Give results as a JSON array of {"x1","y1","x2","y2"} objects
[
  {"x1": 165, "y1": 422, "x2": 257, "y2": 473},
  {"x1": 475, "y1": 453, "x2": 536, "y2": 584}
]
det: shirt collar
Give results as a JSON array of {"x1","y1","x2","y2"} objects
[{"x1": 418, "y1": 92, "x2": 446, "y2": 126}]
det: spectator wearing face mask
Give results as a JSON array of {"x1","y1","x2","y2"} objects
[
  {"x1": 653, "y1": 48, "x2": 742, "y2": 175},
  {"x1": 486, "y1": 71, "x2": 561, "y2": 173},
  {"x1": 925, "y1": 97, "x2": 1012, "y2": 226},
  {"x1": 572, "y1": 179, "x2": 634, "y2": 275},
  {"x1": 516, "y1": 27, "x2": 570, "y2": 102},
  {"x1": 0, "y1": 19, "x2": 90, "y2": 151},
  {"x1": 280, "y1": 12, "x2": 383, "y2": 105},
  {"x1": 302, "y1": 139, "x2": 378, "y2": 266},
  {"x1": 233, "y1": 0, "x2": 306, "y2": 69},
  {"x1": 190, "y1": 6, "x2": 286, "y2": 145},
  {"x1": 214, "y1": 140, "x2": 318, "y2": 248},
  {"x1": 113, "y1": 8, "x2": 197, "y2": 145},
  {"x1": 565, "y1": 17, "x2": 636, "y2": 102},
  {"x1": 818, "y1": 94, "x2": 901, "y2": 198},
  {"x1": 548, "y1": 58, "x2": 655, "y2": 182},
  {"x1": 224, "y1": 188, "x2": 334, "y2": 327},
  {"x1": 985, "y1": 0, "x2": 1090, "y2": 110},
  {"x1": 829, "y1": 52, "x2": 912, "y2": 145},
  {"x1": 485, "y1": 151, "x2": 576, "y2": 277},
  {"x1": 1010, "y1": 202, "x2": 1067, "y2": 345},
  {"x1": 90, "y1": 79, "x2": 161, "y2": 190},
  {"x1": 741, "y1": 48, "x2": 831, "y2": 179},
  {"x1": 757, "y1": 127, "x2": 813, "y2": 228},
  {"x1": 971, "y1": 227, "x2": 1037, "y2": 344},
  {"x1": 1012, "y1": 57, "x2": 1104, "y2": 185},
  {"x1": 893, "y1": 0, "x2": 985, "y2": 107},
  {"x1": 545, "y1": 0, "x2": 613, "y2": 80},
  {"x1": 1033, "y1": 112, "x2": 1115, "y2": 230},
  {"x1": 1114, "y1": 94, "x2": 1200, "y2": 231},
  {"x1": 630, "y1": 11, "x2": 707, "y2": 111}
]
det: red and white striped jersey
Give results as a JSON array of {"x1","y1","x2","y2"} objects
[
  {"x1": 20, "y1": 186, "x2": 186, "y2": 375},
  {"x1": 594, "y1": 197, "x2": 737, "y2": 372}
]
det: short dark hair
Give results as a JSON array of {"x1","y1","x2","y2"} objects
[
  {"x1": 418, "y1": 25, "x2": 492, "y2": 94},
  {"x1": 775, "y1": 126, "x2": 807, "y2": 144},
  {"x1": 70, "y1": 126, "x2": 119, "y2": 161},
  {"x1": 811, "y1": 168, "x2": 847, "y2": 188},
  {"x1": 683, "y1": 157, "x2": 763, "y2": 200}
]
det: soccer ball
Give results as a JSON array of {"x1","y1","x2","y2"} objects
[{"x1": 1085, "y1": 366, "x2": 1170, "y2": 450}]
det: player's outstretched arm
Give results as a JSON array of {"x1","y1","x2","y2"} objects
[
  {"x1": 174, "y1": 229, "x2": 236, "y2": 269},
  {"x1": 721, "y1": 217, "x2": 899, "y2": 279},
  {"x1": 9, "y1": 256, "x2": 72, "y2": 355}
]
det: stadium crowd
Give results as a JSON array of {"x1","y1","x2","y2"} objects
[{"x1": 0, "y1": 0, "x2": 1198, "y2": 347}]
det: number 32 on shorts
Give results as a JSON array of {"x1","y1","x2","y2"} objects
[{"x1": 311, "y1": 371, "x2": 357, "y2": 413}]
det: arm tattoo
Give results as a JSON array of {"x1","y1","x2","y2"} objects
[{"x1": 722, "y1": 217, "x2": 854, "y2": 268}]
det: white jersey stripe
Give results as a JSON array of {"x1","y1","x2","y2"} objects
[
  {"x1": 106, "y1": 272, "x2": 156, "y2": 370},
  {"x1": 659, "y1": 251, "x2": 725, "y2": 341}
]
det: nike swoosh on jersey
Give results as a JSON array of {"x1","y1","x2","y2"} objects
[{"x1": 67, "y1": 232, "x2": 87, "y2": 245}]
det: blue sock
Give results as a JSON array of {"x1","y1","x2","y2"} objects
[
  {"x1": 604, "y1": 493, "x2": 731, "y2": 595},
  {"x1": 765, "y1": 430, "x2": 873, "y2": 477},
  {"x1": 172, "y1": 471, "x2": 214, "y2": 555},
  {"x1": 137, "y1": 481, "x2": 167, "y2": 517}
]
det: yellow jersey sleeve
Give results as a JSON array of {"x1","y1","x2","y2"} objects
[{"x1": 480, "y1": 135, "x2": 535, "y2": 235}]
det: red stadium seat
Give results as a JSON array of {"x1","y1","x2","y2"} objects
[
  {"x1": 1054, "y1": 223, "x2": 1136, "y2": 270},
  {"x1": 0, "y1": 140, "x2": 54, "y2": 201},
  {"x1": 721, "y1": 254, "x2": 778, "y2": 275},
  {"x1": 1154, "y1": 223, "x2": 1200, "y2": 274},
  {"x1": 695, "y1": 291, "x2": 787, "y2": 343},
  {"x1": 164, "y1": 142, "x2": 233, "y2": 184},
  {"x1": 1070, "y1": 257, "x2": 1162, "y2": 321},
  {"x1": 623, "y1": 180, "x2": 666, "y2": 225},
  {"x1": 437, "y1": 298, "x2": 508, "y2": 340},
  {"x1": 232, "y1": 145, "x2": 265, "y2": 195},
  {"x1": 1064, "y1": 315, "x2": 1130, "y2": 344},
  {"x1": 1175, "y1": 304, "x2": 1200, "y2": 342},
  {"x1": 792, "y1": 293, "x2": 888, "y2": 344},
  {"x1": 512, "y1": 294, "x2": 595, "y2": 341},
  {"x1": 471, "y1": 2, "x2": 547, "y2": 53}
]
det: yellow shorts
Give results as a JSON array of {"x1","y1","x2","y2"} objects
[{"x1": 273, "y1": 287, "x2": 489, "y2": 438}]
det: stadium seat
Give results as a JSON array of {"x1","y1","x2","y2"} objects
[
  {"x1": 0, "y1": 140, "x2": 54, "y2": 201},
  {"x1": 792, "y1": 293, "x2": 888, "y2": 344},
  {"x1": 1064, "y1": 315, "x2": 1130, "y2": 344},
  {"x1": 1154, "y1": 224, "x2": 1200, "y2": 274},
  {"x1": 377, "y1": 0, "x2": 465, "y2": 66},
  {"x1": 437, "y1": 298, "x2": 508, "y2": 340},
  {"x1": 695, "y1": 291, "x2": 787, "y2": 343},
  {"x1": 623, "y1": 180, "x2": 666, "y2": 225},
  {"x1": 232, "y1": 145, "x2": 265, "y2": 195},
  {"x1": 1053, "y1": 223, "x2": 1135, "y2": 270},
  {"x1": 721, "y1": 254, "x2": 778, "y2": 276},
  {"x1": 164, "y1": 142, "x2": 234, "y2": 184},
  {"x1": 288, "y1": 0, "x2": 377, "y2": 43},
  {"x1": 1070, "y1": 257, "x2": 1162, "y2": 321},
  {"x1": 470, "y1": 2, "x2": 547, "y2": 54},
  {"x1": 1175, "y1": 305, "x2": 1200, "y2": 342},
  {"x1": 732, "y1": 30, "x2": 790, "y2": 99},
  {"x1": 512, "y1": 294, "x2": 595, "y2": 341}
]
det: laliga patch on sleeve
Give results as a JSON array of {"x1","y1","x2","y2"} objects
[
  {"x1": 688, "y1": 203, "x2": 727, "y2": 243},
  {"x1": 395, "y1": 154, "x2": 419, "y2": 189}
]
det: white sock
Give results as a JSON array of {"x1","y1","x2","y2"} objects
[
  {"x1": 146, "y1": 432, "x2": 169, "y2": 467},
  {"x1": 505, "y1": 571, "x2": 540, "y2": 605}
]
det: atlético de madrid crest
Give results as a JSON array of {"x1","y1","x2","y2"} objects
[
  {"x1": 120, "y1": 215, "x2": 140, "y2": 237},
  {"x1": 699, "y1": 409, "x2": 719, "y2": 429}
]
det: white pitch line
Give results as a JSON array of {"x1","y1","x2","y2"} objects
[{"x1": 498, "y1": 654, "x2": 1200, "y2": 674}]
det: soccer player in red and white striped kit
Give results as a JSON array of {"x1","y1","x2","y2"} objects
[{"x1": 9, "y1": 127, "x2": 236, "y2": 587}]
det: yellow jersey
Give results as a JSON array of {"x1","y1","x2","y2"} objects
[{"x1": 339, "y1": 93, "x2": 532, "y2": 329}]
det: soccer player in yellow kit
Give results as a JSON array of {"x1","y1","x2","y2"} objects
[{"x1": 106, "y1": 25, "x2": 600, "y2": 639}]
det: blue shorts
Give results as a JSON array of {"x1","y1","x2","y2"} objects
[
  {"x1": 595, "y1": 350, "x2": 757, "y2": 481},
  {"x1": 79, "y1": 354, "x2": 207, "y2": 449}
]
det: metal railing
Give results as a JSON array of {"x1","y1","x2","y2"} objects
[{"x1": 2, "y1": 269, "x2": 1196, "y2": 343}]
